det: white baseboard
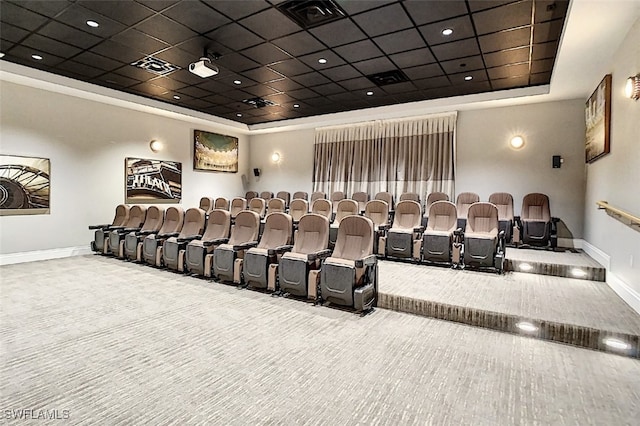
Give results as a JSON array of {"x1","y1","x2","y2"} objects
[
  {"x1": 581, "y1": 240, "x2": 611, "y2": 269},
  {"x1": 607, "y1": 272, "x2": 640, "y2": 316},
  {"x1": 0, "y1": 245, "x2": 92, "y2": 266}
]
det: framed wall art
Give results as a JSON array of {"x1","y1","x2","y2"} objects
[
  {"x1": 125, "y1": 157, "x2": 182, "y2": 203},
  {"x1": 585, "y1": 74, "x2": 612, "y2": 163},
  {"x1": 0, "y1": 154, "x2": 50, "y2": 216},
  {"x1": 194, "y1": 130, "x2": 238, "y2": 173}
]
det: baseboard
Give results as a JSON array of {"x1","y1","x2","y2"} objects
[
  {"x1": 581, "y1": 240, "x2": 611, "y2": 269},
  {"x1": 558, "y1": 238, "x2": 583, "y2": 249},
  {"x1": 607, "y1": 272, "x2": 640, "y2": 316},
  {"x1": 0, "y1": 245, "x2": 91, "y2": 266}
]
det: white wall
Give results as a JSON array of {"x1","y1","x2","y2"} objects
[
  {"x1": 583, "y1": 19, "x2": 640, "y2": 298},
  {"x1": 250, "y1": 100, "x2": 587, "y2": 239},
  {"x1": 0, "y1": 81, "x2": 248, "y2": 255}
]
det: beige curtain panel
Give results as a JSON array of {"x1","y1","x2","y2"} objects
[{"x1": 313, "y1": 113, "x2": 457, "y2": 202}]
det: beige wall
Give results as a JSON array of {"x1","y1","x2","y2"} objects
[
  {"x1": 583, "y1": 19, "x2": 640, "y2": 295},
  {"x1": 250, "y1": 99, "x2": 587, "y2": 239},
  {"x1": 0, "y1": 81, "x2": 248, "y2": 254}
]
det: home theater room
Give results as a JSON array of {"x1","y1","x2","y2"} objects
[{"x1": 1, "y1": 0, "x2": 639, "y2": 423}]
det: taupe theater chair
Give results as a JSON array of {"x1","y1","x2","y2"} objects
[
  {"x1": 163, "y1": 208, "x2": 206, "y2": 271},
  {"x1": 108, "y1": 205, "x2": 147, "y2": 257},
  {"x1": 320, "y1": 215, "x2": 377, "y2": 313},
  {"x1": 422, "y1": 192, "x2": 449, "y2": 227},
  {"x1": 489, "y1": 192, "x2": 514, "y2": 244},
  {"x1": 276, "y1": 191, "x2": 291, "y2": 208},
  {"x1": 293, "y1": 191, "x2": 308, "y2": 201},
  {"x1": 124, "y1": 206, "x2": 165, "y2": 261},
  {"x1": 214, "y1": 197, "x2": 229, "y2": 211},
  {"x1": 379, "y1": 200, "x2": 423, "y2": 260},
  {"x1": 464, "y1": 202, "x2": 504, "y2": 271},
  {"x1": 311, "y1": 198, "x2": 332, "y2": 222},
  {"x1": 456, "y1": 192, "x2": 480, "y2": 230},
  {"x1": 329, "y1": 199, "x2": 359, "y2": 246},
  {"x1": 260, "y1": 191, "x2": 274, "y2": 200},
  {"x1": 310, "y1": 191, "x2": 326, "y2": 203},
  {"x1": 330, "y1": 191, "x2": 346, "y2": 214},
  {"x1": 267, "y1": 197, "x2": 286, "y2": 214},
  {"x1": 185, "y1": 209, "x2": 231, "y2": 277},
  {"x1": 89, "y1": 204, "x2": 130, "y2": 254},
  {"x1": 521, "y1": 193, "x2": 553, "y2": 246},
  {"x1": 142, "y1": 206, "x2": 184, "y2": 266},
  {"x1": 249, "y1": 197, "x2": 266, "y2": 219},
  {"x1": 289, "y1": 199, "x2": 309, "y2": 224},
  {"x1": 230, "y1": 197, "x2": 247, "y2": 220},
  {"x1": 374, "y1": 191, "x2": 395, "y2": 222},
  {"x1": 400, "y1": 192, "x2": 420, "y2": 205},
  {"x1": 199, "y1": 197, "x2": 214, "y2": 215},
  {"x1": 352, "y1": 191, "x2": 369, "y2": 213},
  {"x1": 243, "y1": 212, "x2": 293, "y2": 290},
  {"x1": 279, "y1": 214, "x2": 331, "y2": 299},
  {"x1": 364, "y1": 199, "x2": 390, "y2": 254},
  {"x1": 422, "y1": 201, "x2": 459, "y2": 264},
  {"x1": 212, "y1": 210, "x2": 260, "y2": 283},
  {"x1": 245, "y1": 191, "x2": 258, "y2": 201}
]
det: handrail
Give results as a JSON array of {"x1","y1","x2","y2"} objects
[{"x1": 596, "y1": 201, "x2": 640, "y2": 231}]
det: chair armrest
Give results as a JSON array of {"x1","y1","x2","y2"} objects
[
  {"x1": 377, "y1": 224, "x2": 390, "y2": 232},
  {"x1": 177, "y1": 235, "x2": 202, "y2": 243},
  {"x1": 157, "y1": 232, "x2": 179, "y2": 239},
  {"x1": 88, "y1": 224, "x2": 110, "y2": 230},
  {"x1": 355, "y1": 254, "x2": 378, "y2": 268},
  {"x1": 308, "y1": 248, "x2": 333, "y2": 262},
  {"x1": 203, "y1": 238, "x2": 229, "y2": 247},
  {"x1": 233, "y1": 241, "x2": 259, "y2": 251},
  {"x1": 136, "y1": 230, "x2": 155, "y2": 236},
  {"x1": 269, "y1": 245, "x2": 294, "y2": 256},
  {"x1": 413, "y1": 226, "x2": 425, "y2": 234},
  {"x1": 122, "y1": 227, "x2": 141, "y2": 233}
]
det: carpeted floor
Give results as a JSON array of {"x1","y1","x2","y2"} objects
[
  {"x1": 1, "y1": 256, "x2": 639, "y2": 425},
  {"x1": 504, "y1": 247, "x2": 604, "y2": 268}
]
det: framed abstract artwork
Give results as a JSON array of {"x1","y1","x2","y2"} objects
[
  {"x1": 0, "y1": 154, "x2": 51, "y2": 216},
  {"x1": 585, "y1": 74, "x2": 612, "y2": 163},
  {"x1": 125, "y1": 157, "x2": 182, "y2": 203},
  {"x1": 194, "y1": 130, "x2": 238, "y2": 173}
]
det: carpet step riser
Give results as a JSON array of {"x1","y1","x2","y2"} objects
[
  {"x1": 505, "y1": 259, "x2": 606, "y2": 282},
  {"x1": 378, "y1": 293, "x2": 639, "y2": 359}
]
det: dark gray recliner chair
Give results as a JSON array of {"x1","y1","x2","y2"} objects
[
  {"x1": 489, "y1": 192, "x2": 514, "y2": 244},
  {"x1": 163, "y1": 207, "x2": 206, "y2": 271},
  {"x1": 124, "y1": 206, "x2": 164, "y2": 261},
  {"x1": 142, "y1": 206, "x2": 184, "y2": 266},
  {"x1": 320, "y1": 215, "x2": 377, "y2": 313},
  {"x1": 108, "y1": 205, "x2": 147, "y2": 257},
  {"x1": 329, "y1": 199, "x2": 359, "y2": 246},
  {"x1": 243, "y1": 212, "x2": 293, "y2": 290},
  {"x1": 89, "y1": 204, "x2": 130, "y2": 254},
  {"x1": 456, "y1": 192, "x2": 480, "y2": 230},
  {"x1": 464, "y1": 202, "x2": 505, "y2": 271},
  {"x1": 422, "y1": 201, "x2": 458, "y2": 264},
  {"x1": 378, "y1": 200, "x2": 423, "y2": 260},
  {"x1": 212, "y1": 210, "x2": 260, "y2": 283},
  {"x1": 185, "y1": 209, "x2": 231, "y2": 277}
]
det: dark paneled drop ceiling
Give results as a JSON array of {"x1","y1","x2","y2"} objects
[{"x1": 0, "y1": 0, "x2": 569, "y2": 125}]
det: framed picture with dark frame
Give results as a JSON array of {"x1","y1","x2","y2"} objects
[
  {"x1": 0, "y1": 154, "x2": 51, "y2": 216},
  {"x1": 194, "y1": 130, "x2": 238, "y2": 173},
  {"x1": 585, "y1": 74, "x2": 612, "y2": 163},
  {"x1": 125, "y1": 157, "x2": 182, "y2": 203}
]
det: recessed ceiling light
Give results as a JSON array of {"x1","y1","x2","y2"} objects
[
  {"x1": 603, "y1": 338, "x2": 631, "y2": 350},
  {"x1": 518, "y1": 262, "x2": 533, "y2": 271},
  {"x1": 516, "y1": 321, "x2": 538, "y2": 333},
  {"x1": 464, "y1": 75, "x2": 473, "y2": 81},
  {"x1": 510, "y1": 136, "x2": 525, "y2": 149},
  {"x1": 236, "y1": 113, "x2": 242, "y2": 117},
  {"x1": 31, "y1": 54, "x2": 43, "y2": 60},
  {"x1": 0, "y1": 52, "x2": 5, "y2": 58},
  {"x1": 233, "y1": 80, "x2": 241, "y2": 85},
  {"x1": 318, "y1": 58, "x2": 327, "y2": 64},
  {"x1": 442, "y1": 28, "x2": 453, "y2": 36},
  {"x1": 86, "y1": 20, "x2": 99, "y2": 28},
  {"x1": 293, "y1": 104, "x2": 300, "y2": 108},
  {"x1": 173, "y1": 95, "x2": 180, "y2": 100},
  {"x1": 366, "y1": 91, "x2": 374, "y2": 96}
]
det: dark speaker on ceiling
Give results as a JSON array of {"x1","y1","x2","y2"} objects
[{"x1": 253, "y1": 168, "x2": 261, "y2": 177}]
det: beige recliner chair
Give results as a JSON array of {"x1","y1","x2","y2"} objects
[
  {"x1": 212, "y1": 210, "x2": 260, "y2": 283},
  {"x1": 267, "y1": 197, "x2": 286, "y2": 214},
  {"x1": 320, "y1": 215, "x2": 377, "y2": 313},
  {"x1": 489, "y1": 192, "x2": 515, "y2": 244},
  {"x1": 374, "y1": 191, "x2": 395, "y2": 222},
  {"x1": 464, "y1": 202, "x2": 504, "y2": 271},
  {"x1": 289, "y1": 199, "x2": 308, "y2": 224},
  {"x1": 124, "y1": 206, "x2": 164, "y2": 261},
  {"x1": 230, "y1": 197, "x2": 247, "y2": 221},
  {"x1": 108, "y1": 205, "x2": 147, "y2": 257},
  {"x1": 293, "y1": 191, "x2": 308, "y2": 201},
  {"x1": 245, "y1": 191, "x2": 258, "y2": 201},
  {"x1": 400, "y1": 192, "x2": 420, "y2": 204},
  {"x1": 364, "y1": 199, "x2": 390, "y2": 254},
  {"x1": 379, "y1": 200, "x2": 423, "y2": 260},
  {"x1": 142, "y1": 206, "x2": 184, "y2": 266},
  {"x1": 422, "y1": 191, "x2": 449, "y2": 227},
  {"x1": 422, "y1": 201, "x2": 459, "y2": 265},
  {"x1": 185, "y1": 209, "x2": 231, "y2": 277},
  {"x1": 243, "y1": 212, "x2": 293, "y2": 290},
  {"x1": 249, "y1": 197, "x2": 266, "y2": 219},
  {"x1": 330, "y1": 191, "x2": 346, "y2": 215},
  {"x1": 89, "y1": 204, "x2": 130, "y2": 254},
  {"x1": 163, "y1": 208, "x2": 206, "y2": 270},
  {"x1": 311, "y1": 198, "x2": 332, "y2": 222},
  {"x1": 260, "y1": 191, "x2": 273, "y2": 200},
  {"x1": 456, "y1": 192, "x2": 480, "y2": 230},
  {"x1": 520, "y1": 193, "x2": 554, "y2": 247},
  {"x1": 214, "y1": 197, "x2": 229, "y2": 211},
  {"x1": 310, "y1": 191, "x2": 326, "y2": 203},
  {"x1": 276, "y1": 191, "x2": 291, "y2": 209},
  {"x1": 199, "y1": 197, "x2": 214, "y2": 215},
  {"x1": 329, "y1": 199, "x2": 359, "y2": 246},
  {"x1": 351, "y1": 191, "x2": 369, "y2": 213}
]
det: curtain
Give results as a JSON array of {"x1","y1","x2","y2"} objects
[{"x1": 313, "y1": 113, "x2": 457, "y2": 201}]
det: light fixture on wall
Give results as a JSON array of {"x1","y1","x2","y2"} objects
[
  {"x1": 510, "y1": 135, "x2": 525, "y2": 149},
  {"x1": 624, "y1": 74, "x2": 640, "y2": 100},
  {"x1": 149, "y1": 139, "x2": 163, "y2": 153},
  {"x1": 271, "y1": 152, "x2": 281, "y2": 163}
]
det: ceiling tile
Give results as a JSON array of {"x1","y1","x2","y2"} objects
[
  {"x1": 222, "y1": 89, "x2": 254, "y2": 101},
  {"x1": 478, "y1": 27, "x2": 530, "y2": 53},
  {"x1": 389, "y1": 48, "x2": 436, "y2": 69},
  {"x1": 113, "y1": 64, "x2": 156, "y2": 82},
  {"x1": 0, "y1": 2, "x2": 49, "y2": 31},
  {"x1": 335, "y1": 0, "x2": 386, "y2": 15},
  {"x1": 207, "y1": 23, "x2": 264, "y2": 51},
  {"x1": 242, "y1": 66, "x2": 285, "y2": 83},
  {"x1": 70, "y1": 51, "x2": 124, "y2": 71},
  {"x1": 163, "y1": 1, "x2": 230, "y2": 34},
  {"x1": 403, "y1": 0, "x2": 468, "y2": 25},
  {"x1": 204, "y1": 0, "x2": 270, "y2": 20},
  {"x1": 176, "y1": 84, "x2": 213, "y2": 98},
  {"x1": 55, "y1": 3, "x2": 127, "y2": 37},
  {"x1": 312, "y1": 83, "x2": 344, "y2": 96},
  {"x1": 352, "y1": 56, "x2": 395, "y2": 76},
  {"x1": 531, "y1": 41, "x2": 558, "y2": 60},
  {"x1": 468, "y1": 1, "x2": 520, "y2": 12},
  {"x1": 38, "y1": 21, "x2": 104, "y2": 49},
  {"x1": 193, "y1": 79, "x2": 231, "y2": 93},
  {"x1": 533, "y1": 20, "x2": 564, "y2": 43},
  {"x1": 440, "y1": 55, "x2": 485, "y2": 74},
  {"x1": 22, "y1": 34, "x2": 82, "y2": 58},
  {"x1": 240, "y1": 43, "x2": 291, "y2": 65},
  {"x1": 531, "y1": 58, "x2": 554, "y2": 74},
  {"x1": 309, "y1": 18, "x2": 367, "y2": 48},
  {"x1": 326, "y1": 92, "x2": 359, "y2": 102},
  {"x1": 292, "y1": 71, "x2": 331, "y2": 87},
  {"x1": 177, "y1": 38, "x2": 230, "y2": 57},
  {"x1": 267, "y1": 78, "x2": 303, "y2": 92},
  {"x1": 1, "y1": 23, "x2": 30, "y2": 43},
  {"x1": 530, "y1": 71, "x2": 551, "y2": 85},
  {"x1": 491, "y1": 74, "x2": 529, "y2": 89},
  {"x1": 373, "y1": 28, "x2": 425, "y2": 55},
  {"x1": 339, "y1": 77, "x2": 376, "y2": 91},
  {"x1": 154, "y1": 46, "x2": 196, "y2": 68},
  {"x1": 535, "y1": 0, "x2": 569, "y2": 23},
  {"x1": 352, "y1": 3, "x2": 413, "y2": 38},
  {"x1": 243, "y1": 83, "x2": 280, "y2": 97},
  {"x1": 403, "y1": 63, "x2": 444, "y2": 80},
  {"x1": 287, "y1": 87, "x2": 321, "y2": 100},
  {"x1": 15, "y1": 0, "x2": 72, "y2": 17},
  {"x1": 431, "y1": 39, "x2": 480, "y2": 62},
  {"x1": 298, "y1": 50, "x2": 346, "y2": 68},
  {"x1": 473, "y1": 1, "x2": 533, "y2": 35},
  {"x1": 334, "y1": 39, "x2": 383, "y2": 63},
  {"x1": 98, "y1": 72, "x2": 141, "y2": 88},
  {"x1": 148, "y1": 76, "x2": 187, "y2": 91},
  {"x1": 419, "y1": 15, "x2": 476, "y2": 46},
  {"x1": 92, "y1": 39, "x2": 145, "y2": 63},
  {"x1": 304, "y1": 96, "x2": 333, "y2": 107},
  {"x1": 135, "y1": 14, "x2": 198, "y2": 45},
  {"x1": 381, "y1": 81, "x2": 418, "y2": 95},
  {"x1": 272, "y1": 31, "x2": 325, "y2": 56},
  {"x1": 215, "y1": 52, "x2": 260, "y2": 72},
  {"x1": 136, "y1": 1, "x2": 180, "y2": 12},
  {"x1": 5, "y1": 45, "x2": 64, "y2": 66},
  {"x1": 483, "y1": 46, "x2": 529, "y2": 67},
  {"x1": 320, "y1": 65, "x2": 361, "y2": 81},
  {"x1": 112, "y1": 29, "x2": 170, "y2": 56},
  {"x1": 265, "y1": 93, "x2": 297, "y2": 105},
  {"x1": 56, "y1": 60, "x2": 106, "y2": 79},
  {"x1": 239, "y1": 8, "x2": 301, "y2": 40},
  {"x1": 487, "y1": 63, "x2": 529, "y2": 79},
  {"x1": 79, "y1": 0, "x2": 154, "y2": 26},
  {"x1": 268, "y1": 59, "x2": 313, "y2": 76}
]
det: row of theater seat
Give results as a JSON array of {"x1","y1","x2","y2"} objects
[{"x1": 89, "y1": 205, "x2": 378, "y2": 313}]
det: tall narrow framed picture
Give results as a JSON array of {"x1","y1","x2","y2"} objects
[
  {"x1": 125, "y1": 158, "x2": 182, "y2": 203},
  {"x1": 194, "y1": 130, "x2": 238, "y2": 173},
  {"x1": 585, "y1": 74, "x2": 612, "y2": 163},
  {"x1": 0, "y1": 154, "x2": 50, "y2": 216}
]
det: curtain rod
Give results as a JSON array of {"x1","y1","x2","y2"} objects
[{"x1": 315, "y1": 111, "x2": 457, "y2": 131}]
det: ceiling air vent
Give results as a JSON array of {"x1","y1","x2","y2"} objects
[
  {"x1": 243, "y1": 97, "x2": 276, "y2": 108},
  {"x1": 367, "y1": 70, "x2": 410, "y2": 86},
  {"x1": 277, "y1": 0, "x2": 347, "y2": 29},
  {"x1": 131, "y1": 56, "x2": 180, "y2": 76}
]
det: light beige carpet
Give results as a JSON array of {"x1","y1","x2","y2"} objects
[{"x1": 1, "y1": 256, "x2": 639, "y2": 425}]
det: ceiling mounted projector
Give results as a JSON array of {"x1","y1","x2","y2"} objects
[{"x1": 189, "y1": 56, "x2": 218, "y2": 78}]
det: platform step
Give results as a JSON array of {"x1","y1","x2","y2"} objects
[{"x1": 505, "y1": 258, "x2": 606, "y2": 282}]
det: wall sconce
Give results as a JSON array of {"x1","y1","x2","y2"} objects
[
  {"x1": 149, "y1": 139, "x2": 163, "y2": 153},
  {"x1": 271, "y1": 152, "x2": 281, "y2": 163},
  {"x1": 625, "y1": 74, "x2": 640, "y2": 100},
  {"x1": 510, "y1": 135, "x2": 525, "y2": 149}
]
